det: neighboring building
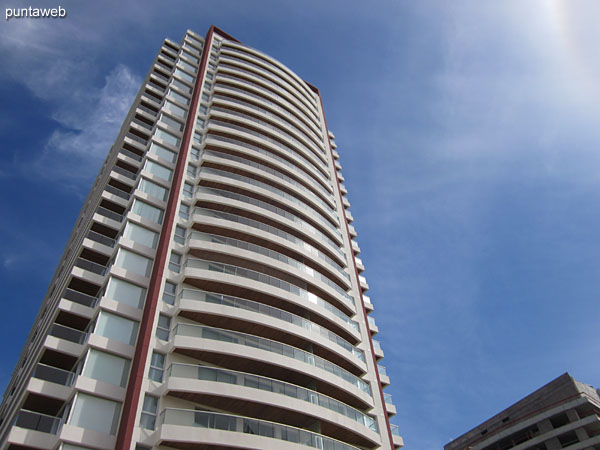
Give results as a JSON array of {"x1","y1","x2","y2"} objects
[
  {"x1": 0, "y1": 26, "x2": 403, "y2": 450},
  {"x1": 445, "y1": 373, "x2": 600, "y2": 450}
]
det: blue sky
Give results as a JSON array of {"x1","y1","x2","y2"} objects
[{"x1": 2, "y1": 0, "x2": 600, "y2": 448}]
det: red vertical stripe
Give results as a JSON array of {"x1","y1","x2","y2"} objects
[{"x1": 114, "y1": 25, "x2": 216, "y2": 450}]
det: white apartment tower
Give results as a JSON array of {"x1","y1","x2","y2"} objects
[{"x1": 0, "y1": 26, "x2": 403, "y2": 450}]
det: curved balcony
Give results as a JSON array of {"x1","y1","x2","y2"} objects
[
  {"x1": 159, "y1": 409, "x2": 362, "y2": 450},
  {"x1": 213, "y1": 74, "x2": 325, "y2": 150},
  {"x1": 192, "y1": 207, "x2": 350, "y2": 284},
  {"x1": 208, "y1": 118, "x2": 331, "y2": 190},
  {"x1": 179, "y1": 289, "x2": 362, "y2": 360},
  {"x1": 195, "y1": 185, "x2": 344, "y2": 260},
  {"x1": 218, "y1": 53, "x2": 320, "y2": 122},
  {"x1": 188, "y1": 232, "x2": 353, "y2": 307},
  {"x1": 210, "y1": 102, "x2": 328, "y2": 173},
  {"x1": 221, "y1": 41, "x2": 319, "y2": 115},
  {"x1": 166, "y1": 364, "x2": 380, "y2": 447},
  {"x1": 203, "y1": 147, "x2": 336, "y2": 214},
  {"x1": 172, "y1": 323, "x2": 371, "y2": 397},
  {"x1": 184, "y1": 258, "x2": 356, "y2": 323},
  {"x1": 199, "y1": 166, "x2": 340, "y2": 237}
]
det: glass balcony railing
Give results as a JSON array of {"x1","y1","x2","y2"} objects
[
  {"x1": 112, "y1": 165, "x2": 139, "y2": 180},
  {"x1": 179, "y1": 288, "x2": 361, "y2": 358},
  {"x1": 173, "y1": 324, "x2": 371, "y2": 395},
  {"x1": 14, "y1": 410, "x2": 62, "y2": 434},
  {"x1": 199, "y1": 166, "x2": 340, "y2": 236},
  {"x1": 185, "y1": 258, "x2": 356, "y2": 326},
  {"x1": 367, "y1": 315, "x2": 376, "y2": 328},
  {"x1": 138, "y1": 104, "x2": 158, "y2": 116},
  {"x1": 62, "y1": 288, "x2": 99, "y2": 309},
  {"x1": 188, "y1": 232, "x2": 352, "y2": 306},
  {"x1": 96, "y1": 206, "x2": 124, "y2": 223},
  {"x1": 372, "y1": 340, "x2": 382, "y2": 354},
  {"x1": 49, "y1": 323, "x2": 88, "y2": 345},
  {"x1": 160, "y1": 408, "x2": 361, "y2": 450},
  {"x1": 194, "y1": 207, "x2": 349, "y2": 281},
  {"x1": 168, "y1": 363, "x2": 377, "y2": 432},
  {"x1": 206, "y1": 134, "x2": 333, "y2": 199},
  {"x1": 74, "y1": 257, "x2": 108, "y2": 276},
  {"x1": 86, "y1": 230, "x2": 116, "y2": 248},
  {"x1": 209, "y1": 114, "x2": 328, "y2": 179},
  {"x1": 104, "y1": 184, "x2": 131, "y2": 200},
  {"x1": 196, "y1": 186, "x2": 343, "y2": 257},
  {"x1": 120, "y1": 147, "x2": 144, "y2": 161},
  {"x1": 203, "y1": 148, "x2": 336, "y2": 213},
  {"x1": 32, "y1": 363, "x2": 76, "y2": 387},
  {"x1": 377, "y1": 365, "x2": 387, "y2": 377},
  {"x1": 390, "y1": 423, "x2": 401, "y2": 436},
  {"x1": 383, "y1": 392, "x2": 393, "y2": 404}
]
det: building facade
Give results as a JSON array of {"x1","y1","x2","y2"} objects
[
  {"x1": 445, "y1": 373, "x2": 600, "y2": 450},
  {"x1": 0, "y1": 26, "x2": 403, "y2": 450}
]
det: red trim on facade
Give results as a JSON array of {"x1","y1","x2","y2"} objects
[
  {"x1": 114, "y1": 26, "x2": 216, "y2": 450},
  {"x1": 315, "y1": 90, "x2": 397, "y2": 449}
]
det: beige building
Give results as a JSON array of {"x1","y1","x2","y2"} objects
[
  {"x1": 0, "y1": 26, "x2": 403, "y2": 450},
  {"x1": 445, "y1": 373, "x2": 600, "y2": 450}
]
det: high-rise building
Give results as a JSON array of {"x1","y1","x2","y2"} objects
[
  {"x1": 445, "y1": 373, "x2": 600, "y2": 450},
  {"x1": 0, "y1": 25, "x2": 403, "y2": 450}
]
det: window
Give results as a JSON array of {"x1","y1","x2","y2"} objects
[
  {"x1": 169, "y1": 252, "x2": 182, "y2": 273},
  {"x1": 187, "y1": 164, "x2": 197, "y2": 178},
  {"x1": 162, "y1": 281, "x2": 176, "y2": 305},
  {"x1": 201, "y1": 93, "x2": 210, "y2": 102},
  {"x1": 139, "y1": 178, "x2": 169, "y2": 202},
  {"x1": 174, "y1": 225, "x2": 186, "y2": 244},
  {"x1": 190, "y1": 147, "x2": 201, "y2": 160},
  {"x1": 210, "y1": 54, "x2": 217, "y2": 62},
  {"x1": 139, "y1": 395, "x2": 158, "y2": 430},
  {"x1": 155, "y1": 128, "x2": 181, "y2": 146},
  {"x1": 149, "y1": 142, "x2": 177, "y2": 163},
  {"x1": 133, "y1": 199, "x2": 164, "y2": 224},
  {"x1": 181, "y1": 51, "x2": 200, "y2": 64},
  {"x1": 156, "y1": 314, "x2": 171, "y2": 341},
  {"x1": 106, "y1": 277, "x2": 146, "y2": 309},
  {"x1": 166, "y1": 102, "x2": 187, "y2": 120},
  {"x1": 204, "y1": 82, "x2": 212, "y2": 91},
  {"x1": 69, "y1": 393, "x2": 121, "y2": 435},
  {"x1": 171, "y1": 78, "x2": 192, "y2": 94},
  {"x1": 159, "y1": 114, "x2": 183, "y2": 132},
  {"x1": 174, "y1": 68, "x2": 194, "y2": 83},
  {"x1": 168, "y1": 89, "x2": 190, "y2": 105},
  {"x1": 208, "y1": 63, "x2": 216, "y2": 71},
  {"x1": 124, "y1": 222, "x2": 159, "y2": 249},
  {"x1": 148, "y1": 351, "x2": 165, "y2": 382},
  {"x1": 193, "y1": 132, "x2": 202, "y2": 145},
  {"x1": 206, "y1": 72, "x2": 214, "y2": 80},
  {"x1": 95, "y1": 311, "x2": 139, "y2": 346},
  {"x1": 183, "y1": 182, "x2": 194, "y2": 198},
  {"x1": 82, "y1": 349, "x2": 130, "y2": 387},
  {"x1": 179, "y1": 203, "x2": 190, "y2": 220},
  {"x1": 199, "y1": 105, "x2": 208, "y2": 115},
  {"x1": 178, "y1": 59, "x2": 197, "y2": 74},
  {"x1": 196, "y1": 118, "x2": 205, "y2": 128},
  {"x1": 115, "y1": 249, "x2": 153, "y2": 277},
  {"x1": 144, "y1": 160, "x2": 173, "y2": 181}
]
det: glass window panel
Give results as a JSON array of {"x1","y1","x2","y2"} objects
[
  {"x1": 162, "y1": 281, "x2": 176, "y2": 305},
  {"x1": 105, "y1": 277, "x2": 146, "y2": 309},
  {"x1": 124, "y1": 222, "x2": 159, "y2": 249},
  {"x1": 174, "y1": 68, "x2": 194, "y2": 83},
  {"x1": 144, "y1": 160, "x2": 173, "y2": 181},
  {"x1": 171, "y1": 78, "x2": 192, "y2": 94},
  {"x1": 149, "y1": 142, "x2": 177, "y2": 163},
  {"x1": 95, "y1": 311, "x2": 139, "y2": 346},
  {"x1": 159, "y1": 114, "x2": 183, "y2": 132},
  {"x1": 156, "y1": 128, "x2": 180, "y2": 147},
  {"x1": 115, "y1": 249, "x2": 153, "y2": 277},
  {"x1": 164, "y1": 101, "x2": 186, "y2": 118},
  {"x1": 133, "y1": 199, "x2": 164, "y2": 224},
  {"x1": 139, "y1": 179, "x2": 169, "y2": 202},
  {"x1": 82, "y1": 349, "x2": 130, "y2": 387},
  {"x1": 69, "y1": 393, "x2": 121, "y2": 435},
  {"x1": 178, "y1": 59, "x2": 196, "y2": 73},
  {"x1": 168, "y1": 89, "x2": 190, "y2": 105}
]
